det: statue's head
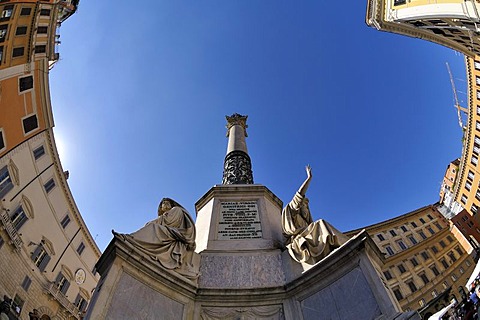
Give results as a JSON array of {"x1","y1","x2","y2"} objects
[
  {"x1": 158, "y1": 198, "x2": 186, "y2": 216},
  {"x1": 158, "y1": 198, "x2": 173, "y2": 215}
]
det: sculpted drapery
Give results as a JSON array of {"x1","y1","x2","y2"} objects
[
  {"x1": 123, "y1": 198, "x2": 197, "y2": 278},
  {"x1": 282, "y1": 166, "x2": 347, "y2": 264}
]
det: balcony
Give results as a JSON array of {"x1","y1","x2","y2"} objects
[
  {"x1": 45, "y1": 282, "x2": 80, "y2": 319},
  {"x1": 0, "y1": 208, "x2": 23, "y2": 251}
]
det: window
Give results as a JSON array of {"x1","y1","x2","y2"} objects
[
  {"x1": 37, "y1": 26, "x2": 47, "y2": 34},
  {"x1": 427, "y1": 227, "x2": 435, "y2": 235},
  {"x1": 401, "y1": 226, "x2": 408, "y2": 232},
  {"x1": 466, "y1": 181, "x2": 472, "y2": 191},
  {"x1": 460, "y1": 267, "x2": 465, "y2": 274},
  {"x1": 447, "y1": 235, "x2": 454, "y2": 243},
  {"x1": 20, "y1": 7, "x2": 31, "y2": 16},
  {"x1": 441, "y1": 259, "x2": 449, "y2": 269},
  {"x1": 411, "y1": 222, "x2": 418, "y2": 228},
  {"x1": 31, "y1": 245, "x2": 51, "y2": 272},
  {"x1": 74, "y1": 294, "x2": 88, "y2": 312},
  {"x1": 431, "y1": 265, "x2": 440, "y2": 276},
  {"x1": 451, "y1": 273, "x2": 458, "y2": 282},
  {"x1": 394, "y1": 0, "x2": 406, "y2": 5},
  {"x1": 0, "y1": 165, "x2": 13, "y2": 199},
  {"x1": 398, "y1": 264, "x2": 407, "y2": 274},
  {"x1": 434, "y1": 222, "x2": 442, "y2": 230},
  {"x1": 385, "y1": 246, "x2": 394, "y2": 256},
  {"x1": 420, "y1": 218, "x2": 426, "y2": 224},
  {"x1": 419, "y1": 298, "x2": 425, "y2": 307},
  {"x1": 10, "y1": 206, "x2": 27, "y2": 231},
  {"x1": 419, "y1": 231, "x2": 427, "y2": 240},
  {"x1": 408, "y1": 235, "x2": 417, "y2": 245},
  {"x1": 472, "y1": 205, "x2": 478, "y2": 215},
  {"x1": 390, "y1": 230, "x2": 397, "y2": 237},
  {"x1": 0, "y1": 235, "x2": 4, "y2": 249},
  {"x1": 407, "y1": 280, "x2": 418, "y2": 293},
  {"x1": 475, "y1": 145, "x2": 480, "y2": 155},
  {"x1": 467, "y1": 260, "x2": 472, "y2": 267},
  {"x1": 22, "y1": 114, "x2": 38, "y2": 133},
  {"x1": 440, "y1": 240, "x2": 446, "y2": 248},
  {"x1": 0, "y1": 129, "x2": 4, "y2": 151},
  {"x1": 469, "y1": 171, "x2": 475, "y2": 180},
  {"x1": 34, "y1": 45, "x2": 45, "y2": 54},
  {"x1": 383, "y1": 270, "x2": 392, "y2": 280},
  {"x1": 19, "y1": 75, "x2": 33, "y2": 92},
  {"x1": 455, "y1": 246, "x2": 463, "y2": 256},
  {"x1": 39, "y1": 9, "x2": 50, "y2": 16},
  {"x1": 410, "y1": 257, "x2": 419, "y2": 267},
  {"x1": 60, "y1": 214, "x2": 70, "y2": 229},
  {"x1": 448, "y1": 252, "x2": 457, "y2": 263},
  {"x1": 420, "y1": 273, "x2": 429, "y2": 285},
  {"x1": 472, "y1": 156, "x2": 478, "y2": 166},
  {"x1": 377, "y1": 234, "x2": 385, "y2": 241},
  {"x1": 431, "y1": 246, "x2": 439, "y2": 254},
  {"x1": 421, "y1": 251, "x2": 430, "y2": 261},
  {"x1": 21, "y1": 276, "x2": 31, "y2": 291},
  {"x1": 12, "y1": 47, "x2": 24, "y2": 57},
  {"x1": 0, "y1": 46, "x2": 3, "y2": 64},
  {"x1": 77, "y1": 242, "x2": 85, "y2": 256},
  {"x1": 427, "y1": 214, "x2": 434, "y2": 220},
  {"x1": 443, "y1": 281, "x2": 449, "y2": 289},
  {"x1": 0, "y1": 24, "x2": 6, "y2": 42},
  {"x1": 432, "y1": 289, "x2": 438, "y2": 298},
  {"x1": 33, "y1": 145, "x2": 45, "y2": 160},
  {"x1": 55, "y1": 272, "x2": 70, "y2": 295},
  {"x1": 397, "y1": 240, "x2": 407, "y2": 250},
  {"x1": 1, "y1": 5, "x2": 13, "y2": 21},
  {"x1": 393, "y1": 288, "x2": 403, "y2": 301},
  {"x1": 15, "y1": 26, "x2": 27, "y2": 36},
  {"x1": 477, "y1": 76, "x2": 480, "y2": 86},
  {"x1": 475, "y1": 61, "x2": 480, "y2": 70},
  {"x1": 44, "y1": 178, "x2": 55, "y2": 193},
  {"x1": 13, "y1": 294, "x2": 24, "y2": 316}
]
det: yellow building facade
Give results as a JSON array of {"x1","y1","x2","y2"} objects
[
  {"x1": 346, "y1": 205, "x2": 476, "y2": 318},
  {"x1": 366, "y1": 0, "x2": 480, "y2": 57},
  {"x1": 0, "y1": 1, "x2": 100, "y2": 319}
]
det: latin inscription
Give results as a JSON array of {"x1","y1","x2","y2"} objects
[{"x1": 218, "y1": 201, "x2": 262, "y2": 240}]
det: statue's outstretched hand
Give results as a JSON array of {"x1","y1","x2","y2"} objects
[{"x1": 306, "y1": 165, "x2": 312, "y2": 179}]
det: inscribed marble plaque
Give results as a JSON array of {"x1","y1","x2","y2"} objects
[{"x1": 218, "y1": 201, "x2": 262, "y2": 240}]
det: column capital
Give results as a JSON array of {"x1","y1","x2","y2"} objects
[{"x1": 226, "y1": 113, "x2": 248, "y2": 137}]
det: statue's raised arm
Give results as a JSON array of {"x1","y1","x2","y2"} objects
[{"x1": 282, "y1": 166, "x2": 348, "y2": 265}]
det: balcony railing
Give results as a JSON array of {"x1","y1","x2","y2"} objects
[
  {"x1": 0, "y1": 208, "x2": 23, "y2": 251},
  {"x1": 45, "y1": 282, "x2": 80, "y2": 318}
]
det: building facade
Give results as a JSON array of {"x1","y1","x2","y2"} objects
[
  {"x1": 0, "y1": 1, "x2": 100, "y2": 319},
  {"x1": 346, "y1": 205, "x2": 476, "y2": 318},
  {"x1": 366, "y1": 0, "x2": 480, "y2": 57}
]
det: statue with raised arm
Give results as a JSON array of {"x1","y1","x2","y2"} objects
[
  {"x1": 119, "y1": 198, "x2": 197, "y2": 278},
  {"x1": 282, "y1": 166, "x2": 348, "y2": 264}
]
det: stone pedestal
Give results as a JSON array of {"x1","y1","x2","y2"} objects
[
  {"x1": 86, "y1": 232, "x2": 419, "y2": 320},
  {"x1": 86, "y1": 184, "x2": 420, "y2": 319}
]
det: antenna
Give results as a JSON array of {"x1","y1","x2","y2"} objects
[{"x1": 446, "y1": 62, "x2": 468, "y2": 129}]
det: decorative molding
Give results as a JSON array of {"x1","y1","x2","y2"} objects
[
  {"x1": 201, "y1": 305, "x2": 284, "y2": 320},
  {"x1": 222, "y1": 150, "x2": 254, "y2": 185},
  {"x1": 21, "y1": 194, "x2": 34, "y2": 219},
  {"x1": 225, "y1": 113, "x2": 248, "y2": 137}
]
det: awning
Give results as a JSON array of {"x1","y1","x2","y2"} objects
[
  {"x1": 427, "y1": 301, "x2": 456, "y2": 320},
  {"x1": 466, "y1": 258, "x2": 480, "y2": 289}
]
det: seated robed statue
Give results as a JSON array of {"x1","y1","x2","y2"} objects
[
  {"x1": 282, "y1": 166, "x2": 348, "y2": 265},
  {"x1": 118, "y1": 198, "x2": 197, "y2": 278}
]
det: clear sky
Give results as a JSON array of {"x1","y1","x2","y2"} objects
[{"x1": 49, "y1": 1, "x2": 466, "y2": 251}]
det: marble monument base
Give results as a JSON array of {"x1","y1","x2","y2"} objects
[{"x1": 85, "y1": 231, "x2": 419, "y2": 320}]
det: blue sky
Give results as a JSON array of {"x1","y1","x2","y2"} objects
[{"x1": 49, "y1": 2, "x2": 466, "y2": 251}]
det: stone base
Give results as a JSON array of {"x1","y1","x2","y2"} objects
[{"x1": 86, "y1": 231, "x2": 420, "y2": 320}]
